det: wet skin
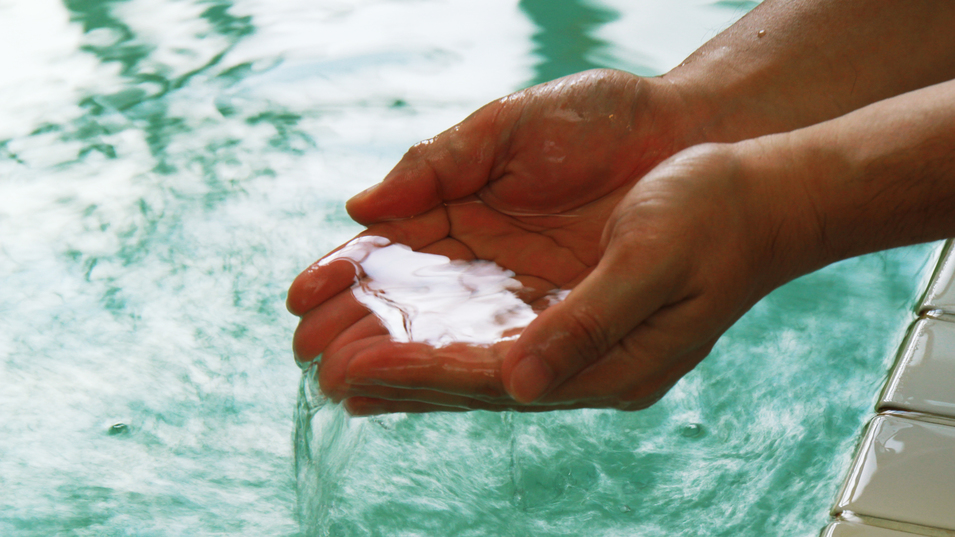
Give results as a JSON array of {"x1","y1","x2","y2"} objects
[
  {"x1": 288, "y1": 0, "x2": 955, "y2": 415},
  {"x1": 288, "y1": 70, "x2": 713, "y2": 413}
]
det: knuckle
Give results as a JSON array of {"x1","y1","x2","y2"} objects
[
  {"x1": 405, "y1": 138, "x2": 433, "y2": 159},
  {"x1": 561, "y1": 306, "x2": 612, "y2": 370},
  {"x1": 292, "y1": 326, "x2": 318, "y2": 362}
]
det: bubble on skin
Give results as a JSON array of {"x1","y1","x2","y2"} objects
[{"x1": 327, "y1": 236, "x2": 556, "y2": 347}]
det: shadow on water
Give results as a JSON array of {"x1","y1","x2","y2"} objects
[{"x1": 518, "y1": 0, "x2": 620, "y2": 86}]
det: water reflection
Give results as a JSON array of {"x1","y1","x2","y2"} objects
[
  {"x1": 519, "y1": 0, "x2": 619, "y2": 85},
  {"x1": 61, "y1": 0, "x2": 305, "y2": 173},
  {"x1": 326, "y1": 236, "x2": 542, "y2": 346}
]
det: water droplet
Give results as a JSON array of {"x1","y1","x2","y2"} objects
[
  {"x1": 108, "y1": 423, "x2": 129, "y2": 436},
  {"x1": 680, "y1": 423, "x2": 704, "y2": 438},
  {"x1": 757, "y1": 29, "x2": 767, "y2": 38}
]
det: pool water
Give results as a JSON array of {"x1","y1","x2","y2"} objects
[{"x1": 0, "y1": 0, "x2": 940, "y2": 535}]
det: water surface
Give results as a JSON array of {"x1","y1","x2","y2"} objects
[{"x1": 0, "y1": 1, "x2": 940, "y2": 535}]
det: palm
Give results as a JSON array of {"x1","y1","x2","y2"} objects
[
  {"x1": 346, "y1": 70, "x2": 677, "y2": 299},
  {"x1": 437, "y1": 189, "x2": 630, "y2": 315}
]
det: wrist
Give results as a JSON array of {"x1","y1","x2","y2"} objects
[
  {"x1": 730, "y1": 132, "x2": 844, "y2": 291},
  {"x1": 657, "y1": 58, "x2": 839, "y2": 147},
  {"x1": 733, "y1": 79, "x2": 955, "y2": 289},
  {"x1": 639, "y1": 74, "x2": 725, "y2": 156}
]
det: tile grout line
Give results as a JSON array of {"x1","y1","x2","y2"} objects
[
  {"x1": 831, "y1": 512, "x2": 955, "y2": 537},
  {"x1": 823, "y1": 239, "x2": 955, "y2": 537}
]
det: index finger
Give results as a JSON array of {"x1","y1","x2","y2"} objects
[
  {"x1": 286, "y1": 205, "x2": 452, "y2": 316},
  {"x1": 345, "y1": 98, "x2": 509, "y2": 225}
]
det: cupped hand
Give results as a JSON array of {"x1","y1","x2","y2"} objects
[
  {"x1": 292, "y1": 139, "x2": 793, "y2": 414},
  {"x1": 287, "y1": 70, "x2": 778, "y2": 414}
]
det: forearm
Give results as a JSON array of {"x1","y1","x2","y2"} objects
[
  {"x1": 742, "y1": 78, "x2": 955, "y2": 285},
  {"x1": 659, "y1": 0, "x2": 955, "y2": 144}
]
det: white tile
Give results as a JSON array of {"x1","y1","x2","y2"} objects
[
  {"x1": 834, "y1": 414, "x2": 955, "y2": 531},
  {"x1": 822, "y1": 521, "x2": 928, "y2": 537},
  {"x1": 922, "y1": 240, "x2": 955, "y2": 314},
  {"x1": 879, "y1": 319, "x2": 955, "y2": 419}
]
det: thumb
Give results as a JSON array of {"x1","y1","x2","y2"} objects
[
  {"x1": 501, "y1": 246, "x2": 679, "y2": 403},
  {"x1": 346, "y1": 100, "x2": 509, "y2": 225}
]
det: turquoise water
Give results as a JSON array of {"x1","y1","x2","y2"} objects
[{"x1": 0, "y1": 1, "x2": 940, "y2": 535}]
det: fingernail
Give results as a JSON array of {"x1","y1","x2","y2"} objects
[
  {"x1": 509, "y1": 355, "x2": 555, "y2": 403},
  {"x1": 352, "y1": 183, "x2": 380, "y2": 200}
]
